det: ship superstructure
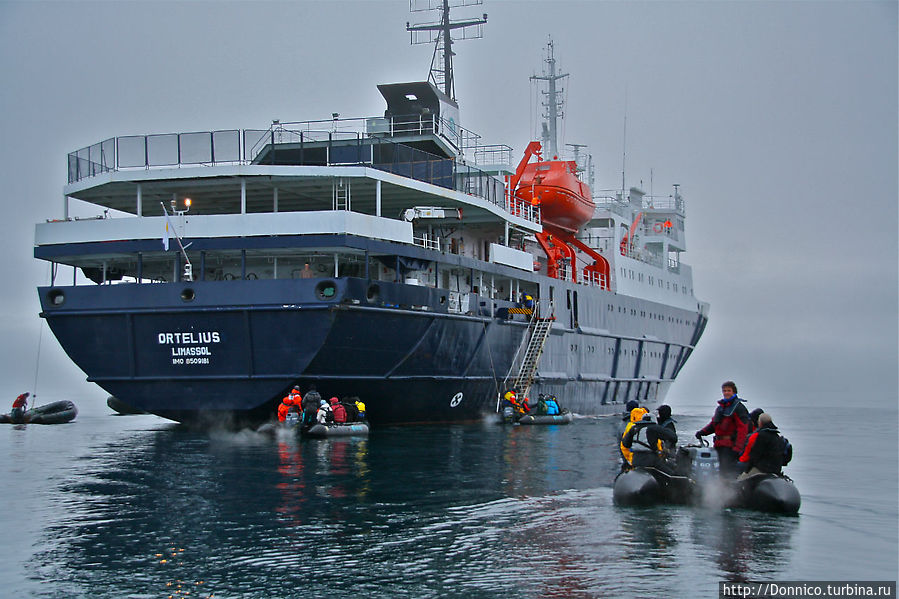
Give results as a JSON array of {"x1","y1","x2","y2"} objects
[{"x1": 35, "y1": 6, "x2": 707, "y2": 424}]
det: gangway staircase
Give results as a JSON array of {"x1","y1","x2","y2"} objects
[{"x1": 509, "y1": 303, "x2": 555, "y2": 399}]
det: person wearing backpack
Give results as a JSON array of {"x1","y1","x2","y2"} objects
[
  {"x1": 737, "y1": 412, "x2": 791, "y2": 478},
  {"x1": 302, "y1": 385, "x2": 323, "y2": 426},
  {"x1": 329, "y1": 397, "x2": 347, "y2": 424},
  {"x1": 544, "y1": 395, "x2": 561, "y2": 415}
]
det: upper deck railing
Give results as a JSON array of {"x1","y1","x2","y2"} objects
[
  {"x1": 67, "y1": 113, "x2": 499, "y2": 183},
  {"x1": 66, "y1": 116, "x2": 535, "y2": 224}
]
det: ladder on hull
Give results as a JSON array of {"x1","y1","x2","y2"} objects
[{"x1": 510, "y1": 303, "x2": 554, "y2": 399}]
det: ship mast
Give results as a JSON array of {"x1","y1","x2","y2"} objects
[
  {"x1": 530, "y1": 38, "x2": 568, "y2": 159},
  {"x1": 407, "y1": 0, "x2": 487, "y2": 102}
]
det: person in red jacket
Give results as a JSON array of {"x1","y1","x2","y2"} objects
[
  {"x1": 329, "y1": 397, "x2": 347, "y2": 424},
  {"x1": 695, "y1": 381, "x2": 750, "y2": 477},
  {"x1": 10, "y1": 392, "x2": 29, "y2": 424}
]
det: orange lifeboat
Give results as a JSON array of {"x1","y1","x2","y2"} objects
[
  {"x1": 515, "y1": 159, "x2": 594, "y2": 236},
  {"x1": 509, "y1": 141, "x2": 609, "y2": 289}
]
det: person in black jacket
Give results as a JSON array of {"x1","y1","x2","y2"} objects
[
  {"x1": 655, "y1": 404, "x2": 678, "y2": 455},
  {"x1": 737, "y1": 413, "x2": 786, "y2": 478},
  {"x1": 301, "y1": 385, "x2": 322, "y2": 426},
  {"x1": 622, "y1": 413, "x2": 678, "y2": 474},
  {"x1": 747, "y1": 407, "x2": 764, "y2": 435}
]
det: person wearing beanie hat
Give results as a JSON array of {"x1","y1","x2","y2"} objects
[
  {"x1": 655, "y1": 404, "x2": 678, "y2": 455},
  {"x1": 618, "y1": 399, "x2": 642, "y2": 439},
  {"x1": 695, "y1": 381, "x2": 751, "y2": 477},
  {"x1": 747, "y1": 408, "x2": 764, "y2": 435},
  {"x1": 277, "y1": 386, "x2": 302, "y2": 423},
  {"x1": 738, "y1": 412, "x2": 790, "y2": 479},
  {"x1": 301, "y1": 385, "x2": 323, "y2": 426},
  {"x1": 329, "y1": 396, "x2": 347, "y2": 424},
  {"x1": 316, "y1": 399, "x2": 332, "y2": 425}
]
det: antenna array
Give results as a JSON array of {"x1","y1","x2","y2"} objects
[{"x1": 407, "y1": 0, "x2": 487, "y2": 102}]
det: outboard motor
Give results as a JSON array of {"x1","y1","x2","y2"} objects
[
  {"x1": 284, "y1": 411, "x2": 300, "y2": 429},
  {"x1": 501, "y1": 405, "x2": 516, "y2": 423},
  {"x1": 677, "y1": 443, "x2": 720, "y2": 484}
]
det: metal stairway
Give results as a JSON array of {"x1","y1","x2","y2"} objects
[{"x1": 511, "y1": 304, "x2": 554, "y2": 398}]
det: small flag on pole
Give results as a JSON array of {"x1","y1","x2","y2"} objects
[{"x1": 162, "y1": 219, "x2": 170, "y2": 251}]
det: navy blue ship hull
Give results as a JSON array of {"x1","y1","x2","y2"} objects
[{"x1": 39, "y1": 276, "x2": 705, "y2": 425}]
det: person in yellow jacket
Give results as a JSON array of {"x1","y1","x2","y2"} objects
[
  {"x1": 354, "y1": 398, "x2": 366, "y2": 421},
  {"x1": 619, "y1": 406, "x2": 648, "y2": 471}
]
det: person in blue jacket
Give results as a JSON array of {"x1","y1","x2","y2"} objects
[{"x1": 544, "y1": 395, "x2": 561, "y2": 415}]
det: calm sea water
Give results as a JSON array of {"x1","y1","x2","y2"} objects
[{"x1": 1, "y1": 393, "x2": 896, "y2": 598}]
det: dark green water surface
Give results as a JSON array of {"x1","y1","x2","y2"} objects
[{"x1": 2, "y1": 400, "x2": 896, "y2": 598}]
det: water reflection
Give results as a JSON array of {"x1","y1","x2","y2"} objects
[
  {"x1": 688, "y1": 508, "x2": 800, "y2": 581},
  {"x1": 619, "y1": 506, "x2": 680, "y2": 562},
  {"x1": 27, "y1": 417, "x2": 801, "y2": 598}
]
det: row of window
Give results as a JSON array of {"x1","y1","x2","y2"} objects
[
  {"x1": 564, "y1": 342, "x2": 678, "y2": 359},
  {"x1": 604, "y1": 303, "x2": 695, "y2": 327},
  {"x1": 606, "y1": 347, "x2": 679, "y2": 358},
  {"x1": 619, "y1": 267, "x2": 692, "y2": 295}
]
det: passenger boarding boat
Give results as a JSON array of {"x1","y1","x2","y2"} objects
[{"x1": 35, "y1": 4, "x2": 707, "y2": 425}]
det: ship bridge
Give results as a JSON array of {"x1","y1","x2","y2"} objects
[
  {"x1": 41, "y1": 107, "x2": 541, "y2": 289},
  {"x1": 62, "y1": 110, "x2": 535, "y2": 231}
]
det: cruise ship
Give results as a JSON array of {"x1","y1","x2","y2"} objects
[{"x1": 35, "y1": 5, "x2": 707, "y2": 425}]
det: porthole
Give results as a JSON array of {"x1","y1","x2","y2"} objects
[
  {"x1": 315, "y1": 280, "x2": 338, "y2": 301},
  {"x1": 47, "y1": 289, "x2": 65, "y2": 306},
  {"x1": 366, "y1": 284, "x2": 380, "y2": 303},
  {"x1": 180, "y1": 288, "x2": 196, "y2": 302}
]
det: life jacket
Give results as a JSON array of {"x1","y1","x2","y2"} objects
[
  {"x1": 700, "y1": 399, "x2": 749, "y2": 451},
  {"x1": 508, "y1": 396, "x2": 527, "y2": 415},
  {"x1": 12, "y1": 393, "x2": 28, "y2": 410},
  {"x1": 631, "y1": 423, "x2": 655, "y2": 455},
  {"x1": 277, "y1": 402, "x2": 290, "y2": 422},
  {"x1": 331, "y1": 402, "x2": 347, "y2": 423},
  {"x1": 355, "y1": 400, "x2": 366, "y2": 415},
  {"x1": 620, "y1": 407, "x2": 649, "y2": 465}
]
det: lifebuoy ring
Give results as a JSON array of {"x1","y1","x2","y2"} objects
[{"x1": 653, "y1": 223, "x2": 663, "y2": 233}]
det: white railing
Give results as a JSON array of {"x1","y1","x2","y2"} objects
[
  {"x1": 504, "y1": 194, "x2": 541, "y2": 225},
  {"x1": 413, "y1": 234, "x2": 441, "y2": 251}
]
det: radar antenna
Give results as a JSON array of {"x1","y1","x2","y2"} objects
[
  {"x1": 530, "y1": 38, "x2": 568, "y2": 159},
  {"x1": 407, "y1": 0, "x2": 487, "y2": 102}
]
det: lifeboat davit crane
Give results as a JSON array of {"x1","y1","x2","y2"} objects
[{"x1": 509, "y1": 141, "x2": 610, "y2": 289}]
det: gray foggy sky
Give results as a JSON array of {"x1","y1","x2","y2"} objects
[{"x1": 0, "y1": 0, "x2": 895, "y2": 407}]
